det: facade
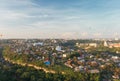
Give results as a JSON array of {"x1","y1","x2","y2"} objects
[
  {"x1": 109, "y1": 43, "x2": 120, "y2": 48},
  {"x1": 56, "y1": 46, "x2": 62, "y2": 51}
]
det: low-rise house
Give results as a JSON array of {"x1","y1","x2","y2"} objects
[{"x1": 89, "y1": 69, "x2": 100, "y2": 73}]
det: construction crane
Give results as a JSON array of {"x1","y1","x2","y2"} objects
[
  {"x1": 0, "y1": 34, "x2": 3, "y2": 46},
  {"x1": 0, "y1": 34, "x2": 3, "y2": 40}
]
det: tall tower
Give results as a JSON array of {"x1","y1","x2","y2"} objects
[{"x1": 104, "y1": 41, "x2": 108, "y2": 47}]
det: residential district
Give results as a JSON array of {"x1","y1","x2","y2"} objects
[{"x1": 0, "y1": 39, "x2": 120, "y2": 81}]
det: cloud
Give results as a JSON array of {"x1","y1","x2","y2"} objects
[
  {"x1": 81, "y1": 32, "x2": 88, "y2": 37},
  {"x1": 61, "y1": 32, "x2": 76, "y2": 39},
  {"x1": 93, "y1": 33, "x2": 102, "y2": 37},
  {"x1": 0, "y1": 10, "x2": 30, "y2": 20},
  {"x1": 0, "y1": 0, "x2": 120, "y2": 38}
]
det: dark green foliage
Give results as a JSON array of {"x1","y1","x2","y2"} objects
[{"x1": 0, "y1": 63, "x2": 101, "y2": 81}]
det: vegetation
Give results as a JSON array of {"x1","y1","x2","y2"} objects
[
  {"x1": 0, "y1": 63, "x2": 102, "y2": 81},
  {"x1": 1, "y1": 46, "x2": 103, "y2": 81},
  {"x1": 1, "y1": 40, "x2": 120, "y2": 81}
]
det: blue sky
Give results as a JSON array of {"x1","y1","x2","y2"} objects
[{"x1": 0, "y1": 0, "x2": 120, "y2": 39}]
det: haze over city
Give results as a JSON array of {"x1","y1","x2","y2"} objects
[
  {"x1": 0, "y1": 1, "x2": 120, "y2": 81},
  {"x1": 0, "y1": 0, "x2": 120, "y2": 39}
]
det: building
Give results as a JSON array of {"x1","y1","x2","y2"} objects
[
  {"x1": 33, "y1": 42, "x2": 43, "y2": 46},
  {"x1": 109, "y1": 43, "x2": 120, "y2": 48},
  {"x1": 56, "y1": 46, "x2": 62, "y2": 51},
  {"x1": 104, "y1": 41, "x2": 108, "y2": 47},
  {"x1": 89, "y1": 43, "x2": 97, "y2": 47},
  {"x1": 89, "y1": 69, "x2": 100, "y2": 73}
]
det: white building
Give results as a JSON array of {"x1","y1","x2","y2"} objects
[
  {"x1": 63, "y1": 54, "x2": 67, "y2": 58},
  {"x1": 104, "y1": 41, "x2": 108, "y2": 47},
  {"x1": 56, "y1": 46, "x2": 62, "y2": 51},
  {"x1": 89, "y1": 43, "x2": 97, "y2": 47},
  {"x1": 33, "y1": 42, "x2": 43, "y2": 46}
]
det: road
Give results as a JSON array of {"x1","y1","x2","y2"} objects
[{"x1": 4, "y1": 57, "x2": 56, "y2": 73}]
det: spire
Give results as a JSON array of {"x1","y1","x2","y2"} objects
[{"x1": 104, "y1": 41, "x2": 108, "y2": 47}]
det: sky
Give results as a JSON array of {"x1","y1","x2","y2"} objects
[{"x1": 0, "y1": 0, "x2": 120, "y2": 39}]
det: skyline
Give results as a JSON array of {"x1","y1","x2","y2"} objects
[{"x1": 0, "y1": 0, "x2": 120, "y2": 39}]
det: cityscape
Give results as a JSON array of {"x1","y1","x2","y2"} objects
[{"x1": 0, "y1": 0, "x2": 120, "y2": 81}]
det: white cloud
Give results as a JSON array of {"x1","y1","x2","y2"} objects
[
  {"x1": 81, "y1": 32, "x2": 88, "y2": 37},
  {"x1": 0, "y1": 0, "x2": 120, "y2": 38},
  {"x1": 93, "y1": 33, "x2": 102, "y2": 37},
  {"x1": 61, "y1": 32, "x2": 76, "y2": 39},
  {"x1": 0, "y1": 10, "x2": 30, "y2": 20}
]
